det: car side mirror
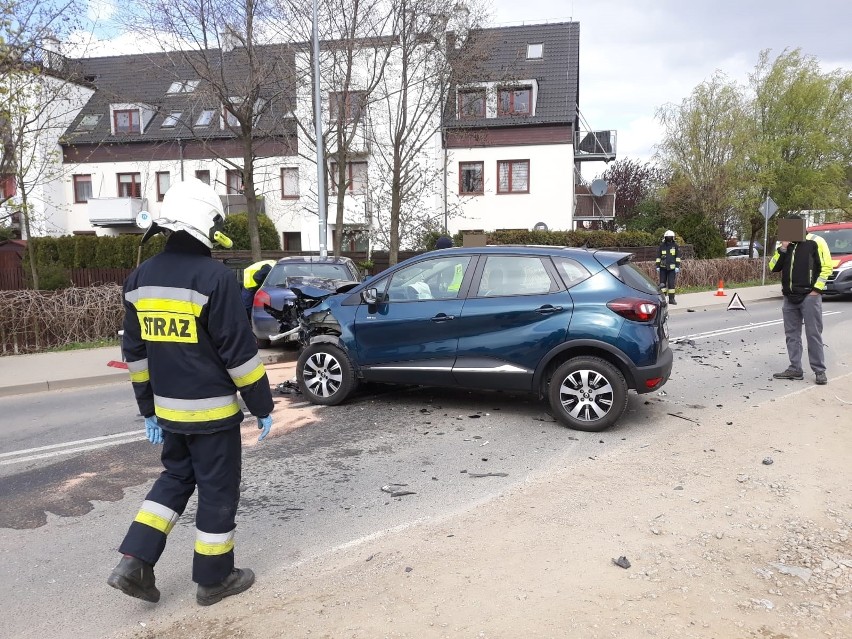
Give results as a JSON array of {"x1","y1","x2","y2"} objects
[{"x1": 361, "y1": 287, "x2": 379, "y2": 305}]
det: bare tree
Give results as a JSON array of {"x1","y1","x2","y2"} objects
[
  {"x1": 368, "y1": 0, "x2": 488, "y2": 264},
  {"x1": 113, "y1": 0, "x2": 297, "y2": 260}
]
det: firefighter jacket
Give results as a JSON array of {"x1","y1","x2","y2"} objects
[
  {"x1": 122, "y1": 232, "x2": 274, "y2": 434},
  {"x1": 655, "y1": 240, "x2": 681, "y2": 270},
  {"x1": 769, "y1": 233, "x2": 833, "y2": 303}
]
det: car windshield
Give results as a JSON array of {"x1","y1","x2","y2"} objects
[
  {"x1": 266, "y1": 263, "x2": 353, "y2": 286},
  {"x1": 810, "y1": 228, "x2": 852, "y2": 255}
]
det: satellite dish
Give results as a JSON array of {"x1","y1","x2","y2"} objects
[
  {"x1": 533, "y1": 222, "x2": 548, "y2": 232},
  {"x1": 590, "y1": 179, "x2": 608, "y2": 197}
]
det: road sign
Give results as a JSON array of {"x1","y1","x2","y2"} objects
[{"x1": 759, "y1": 197, "x2": 778, "y2": 220}]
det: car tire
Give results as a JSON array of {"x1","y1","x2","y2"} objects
[
  {"x1": 547, "y1": 356, "x2": 628, "y2": 432},
  {"x1": 297, "y1": 343, "x2": 356, "y2": 406}
]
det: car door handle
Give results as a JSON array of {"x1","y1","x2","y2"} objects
[
  {"x1": 431, "y1": 313, "x2": 455, "y2": 322},
  {"x1": 536, "y1": 305, "x2": 563, "y2": 314}
]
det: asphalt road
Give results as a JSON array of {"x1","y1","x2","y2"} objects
[{"x1": 0, "y1": 298, "x2": 849, "y2": 638}]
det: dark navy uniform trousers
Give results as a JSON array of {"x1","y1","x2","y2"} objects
[{"x1": 119, "y1": 427, "x2": 242, "y2": 586}]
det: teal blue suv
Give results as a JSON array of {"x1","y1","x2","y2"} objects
[{"x1": 295, "y1": 246, "x2": 672, "y2": 431}]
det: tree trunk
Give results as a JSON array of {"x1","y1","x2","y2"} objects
[
  {"x1": 389, "y1": 154, "x2": 401, "y2": 265},
  {"x1": 243, "y1": 138, "x2": 262, "y2": 261},
  {"x1": 20, "y1": 190, "x2": 38, "y2": 290}
]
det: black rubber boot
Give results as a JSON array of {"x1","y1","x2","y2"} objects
[
  {"x1": 668, "y1": 294, "x2": 677, "y2": 305},
  {"x1": 107, "y1": 555, "x2": 160, "y2": 603},
  {"x1": 196, "y1": 568, "x2": 255, "y2": 606}
]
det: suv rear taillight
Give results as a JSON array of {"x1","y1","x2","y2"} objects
[
  {"x1": 607, "y1": 298, "x2": 658, "y2": 322},
  {"x1": 253, "y1": 289, "x2": 271, "y2": 308}
]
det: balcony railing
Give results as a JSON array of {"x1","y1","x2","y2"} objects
[
  {"x1": 574, "y1": 130, "x2": 617, "y2": 162},
  {"x1": 88, "y1": 197, "x2": 145, "y2": 226}
]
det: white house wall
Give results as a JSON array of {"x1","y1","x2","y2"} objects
[{"x1": 445, "y1": 143, "x2": 575, "y2": 233}]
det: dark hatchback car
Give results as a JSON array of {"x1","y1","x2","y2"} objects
[
  {"x1": 294, "y1": 246, "x2": 673, "y2": 431},
  {"x1": 251, "y1": 255, "x2": 361, "y2": 347}
]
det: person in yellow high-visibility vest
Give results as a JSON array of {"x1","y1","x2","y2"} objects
[
  {"x1": 241, "y1": 260, "x2": 275, "y2": 318},
  {"x1": 447, "y1": 262, "x2": 464, "y2": 294}
]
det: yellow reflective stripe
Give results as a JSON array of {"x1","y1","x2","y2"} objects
[
  {"x1": 130, "y1": 369, "x2": 150, "y2": 383},
  {"x1": 155, "y1": 402, "x2": 240, "y2": 423},
  {"x1": 195, "y1": 530, "x2": 235, "y2": 556},
  {"x1": 231, "y1": 363, "x2": 266, "y2": 387},
  {"x1": 133, "y1": 298, "x2": 203, "y2": 317},
  {"x1": 134, "y1": 500, "x2": 179, "y2": 534}
]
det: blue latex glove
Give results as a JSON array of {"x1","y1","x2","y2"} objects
[
  {"x1": 257, "y1": 415, "x2": 273, "y2": 442},
  {"x1": 145, "y1": 415, "x2": 163, "y2": 445}
]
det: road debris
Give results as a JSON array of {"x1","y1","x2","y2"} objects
[
  {"x1": 770, "y1": 562, "x2": 812, "y2": 583},
  {"x1": 612, "y1": 556, "x2": 631, "y2": 569},
  {"x1": 762, "y1": 457, "x2": 774, "y2": 465},
  {"x1": 381, "y1": 484, "x2": 416, "y2": 497},
  {"x1": 275, "y1": 380, "x2": 301, "y2": 395},
  {"x1": 667, "y1": 412, "x2": 699, "y2": 424},
  {"x1": 468, "y1": 472, "x2": 508, "y2": 478}
]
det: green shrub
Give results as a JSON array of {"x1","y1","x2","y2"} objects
[
  {"x1": 486, "y1": 228, "x2": 658, "y2": 248},
  {"x1": 24, "y1": 234, "x2": 166, "y2": 270},
  {"x1": 674, "y1": 215, "x2": 725, "y2": 259},
  {"x1": 223, "y1": 213, "x2": 281, "y2": 250}
]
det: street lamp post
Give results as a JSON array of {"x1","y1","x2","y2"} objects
[{"x1": 312, "y1": 0, "x2": 327, "y2": 257}]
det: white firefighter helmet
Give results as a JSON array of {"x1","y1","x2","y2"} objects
[
  {"x1": 663, "y1": 229, "x2": 676, "y2": 239},
  {"x1": 143, "y1": 177, "x2": 232, "y2": 248}
]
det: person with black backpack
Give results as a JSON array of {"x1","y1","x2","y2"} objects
[{"x1": 769, "y1": 216, "x2": 833, "y2": 385}]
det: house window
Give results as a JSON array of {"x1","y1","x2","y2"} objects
[
  {"x1": 167, "y1": 80, "x2": 200, "y2": 94},
  {"x1": 223, "y1": 105, "x2": 240, "y2": 128},
  {"x1": 195, "y1": 170, "x2": 211, "y2": 185},
  {"x1": 330, "y1": 162, "x2": 367, "y2": 194},
  {"x1": 498, "y1": 87, "x2": 531, "y2": 116},
  {"x1": 329, "y1": 91, "x2": 366, "y2": 122},
  {"x1": 281, "y1": 167, "x2": 299, "y2": 199},
  {"x1": 282, "y1": 232, "x2": 302, "y2": 251},
  {"x1": 72, "y1": 174, "x2": 91, "y2": 203},
  {"x1": 459, "y1": 161, "x2": 484, "y2": 195},
  {"x1": 113, "y1": 109, "x2": 140, "y2": 134},
  {"x1": 333, "y1": 227, "x2": 369, "y2": 252},
  {"x1": 1, "y1": 174, "x2": 17, "y2": 199},
  {"x1": 76, "y1": 114, "x2": 101, "y2": 131},
  {"x1": 117, "y1": 173, "x2": 142, "y2": 198},
  {"x1": 497, "y1": 160, "x2": 530, "y2": 194},
  {"x1": 195, "y1": 110, "x2": 215, "y2": 127},
  {"x1": 161, "y1": 112, "x2": 181, "y2": 128},
  {"x1": 225, "y1": 169, "x2": 243, "y2": 194},
  {"x1": 527, "y1": 43, "x2": 543, "y2": 59},
  {"x1": 156, "y1": 172, "x2": 170, "y2": 201},
  {"x1": 458, "y1": 89, "x2": 485, "y2": 118}
]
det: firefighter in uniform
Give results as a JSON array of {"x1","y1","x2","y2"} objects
[
  {"x1": 107, "y1": 178, "x2": 275, "y2": 606},
  {"x1": 655, "y1": 230, "x2": 682, "y2": 305}
]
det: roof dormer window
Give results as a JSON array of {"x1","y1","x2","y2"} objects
[
  {"x1": 167, "y1": 80, "x2": 200, "y2": 94},
  {"x1": 162, "y1": 112, "x2": 181, "y2": 128},
  {"x1": 113, "y1": 109, "x2": 140, "y2": 134},
  {"x1": 527, "y1": 43, "x2": 543, "y2": 59}
]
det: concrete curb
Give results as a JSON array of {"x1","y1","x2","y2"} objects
[{"x1": 0, "y1": 351, "x2": 296, "y2": 398}]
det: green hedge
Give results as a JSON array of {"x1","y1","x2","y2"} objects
[
  {"x1": 486, "y1": 229, "x2": 659, "y2": 248},
  {"x1": 24, "y1": 234, "x2": 166, "y2": 269},
  {"x1": 223, "y1": 213, "x2": 281, "y2": 250}
]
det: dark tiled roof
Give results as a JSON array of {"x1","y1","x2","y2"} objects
[
  {"x1": 444, "y1": 22, "x2": 579, "y2": 130},
  {"x1": 61, "y1": 46, "x2": 297, "y2": 146}
]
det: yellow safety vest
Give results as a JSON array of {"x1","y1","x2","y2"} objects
[{"x1": 242, "y1": 260, "x2": 276, "y2": 289}]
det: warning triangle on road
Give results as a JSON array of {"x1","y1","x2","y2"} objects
[{"x1": 727, "y1": 292, "x2": 747, "y2": 311}]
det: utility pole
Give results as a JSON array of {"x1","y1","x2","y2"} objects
[{"x1": 312, "y1": 0, "x2": 327, "y2": 258}]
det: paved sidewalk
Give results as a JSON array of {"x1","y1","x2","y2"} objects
[
  {"x1": 0, "y1": 345, "x2": 295, "y2": 398},
  {"x1": 0, "y1": 284, "x2": 782, "y2": 398}
]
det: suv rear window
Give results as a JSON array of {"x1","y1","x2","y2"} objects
[
  {"x1": 607, "y1": 259, "x2": 659, "y2": 295},
  {"x1": 266, "y1": 262, "x2": 353, "y2": 285}
]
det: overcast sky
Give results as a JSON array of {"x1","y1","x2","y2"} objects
[
  {"x1": 76, "y1": 0, "x2": 851, "y2": 177},
  {"x1": 491, "y1": 0, "x2": 852, "y2": 173}
]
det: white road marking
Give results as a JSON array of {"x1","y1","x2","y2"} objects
[
  {"x1": 1, "y1": 433, "x2": 145, "y2": 466},
  {"x1": 671, "y1": 310, "x2": 841, "y2": 342},
  {"x1": 0, "y1": 429, "x2": 143, "y2": 459}
]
